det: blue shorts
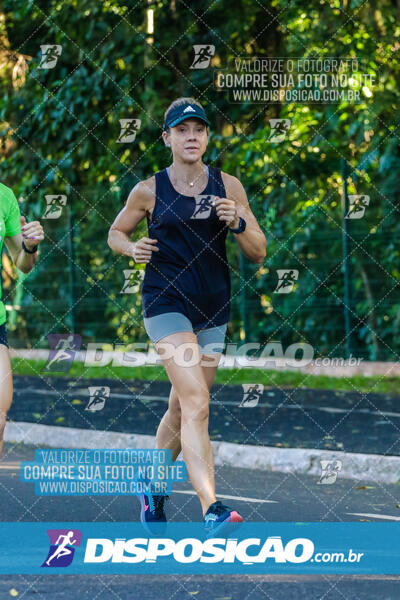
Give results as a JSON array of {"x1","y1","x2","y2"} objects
[
  {"x1": 0, "y1": 323, "x2": 8, "y2": 348},
  {"x1": 143, "y1": 312, "x2": 227, "y2": 354}
]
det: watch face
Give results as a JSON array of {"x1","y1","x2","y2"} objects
[{"x1": 240, "y1": 217, "x2": 246, "y2": 231}]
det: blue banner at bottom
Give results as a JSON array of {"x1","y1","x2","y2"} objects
[{"x1": 0, "y1": 522, "x2": 399, "y2": 574}]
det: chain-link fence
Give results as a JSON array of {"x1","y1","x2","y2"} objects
[{"x1": 2, "y1": 185, "x2": 399, "y2": 361}]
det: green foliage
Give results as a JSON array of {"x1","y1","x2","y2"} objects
[{"x1": 1, "y1": 0, "x2": 400, "y2": 360}]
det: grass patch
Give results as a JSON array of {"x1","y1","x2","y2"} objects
[{"x1": 10, "y1": 358, "x2": 399, "y2": 395}]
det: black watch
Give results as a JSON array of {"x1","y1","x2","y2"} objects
[
  {"x1": 22, "y1": 240, "x2": 38, "y2": 254},
  {"x1": 229, "y1": 217, "x2": 246, "y2": 234}
]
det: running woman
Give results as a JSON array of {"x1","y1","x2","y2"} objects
[
  {"x1": 0, "y1": 183, "x2": 44, "y2": 457},
  {"x1": 108, "y1": 97, "x2": 266, "y2": 536}
]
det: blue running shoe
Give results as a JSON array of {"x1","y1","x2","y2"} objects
[
  {"x1": 204, "y1": 500, "x2": 243, "y2": 538},
  {"x1": 138, "y1": 493, "x2": 169, "y2": 535}
]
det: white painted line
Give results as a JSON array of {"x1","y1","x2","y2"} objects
[
  {"x1": 174, "y1": 490, "x2": 277, "y2": 504},
  {"x1": 0, "y1": 462, "x2": 20, "y2": 470},
  {"x1": 346, "y1": 512, "x2": 400, "y2": 521}
]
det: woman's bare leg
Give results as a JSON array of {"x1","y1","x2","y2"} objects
[
  {"x1": 156, "y1": 355, "x2": 220, "y2": 462},
  {"x1": 155, "y1": 385, "x2": 182, "y2": 461},
  {"x1": 154, "y1": 331, "x2": 219, "y2": 516},
  {"x1": 0, "y1": 345, "x2": 13, "y2": 459}
]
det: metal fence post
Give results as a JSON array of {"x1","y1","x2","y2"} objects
[
  {"x1": 67, "y1": 201, "x2": 76, "y2": 333},
  {"x1": 341, "y1": 158, "x2": 352, "y2": 359},
  {"x1": 236, "y1": 166, "x2": 249, "y2": 344},
  {"x1": 239, "y1": 249, "x2": 249, "y2": 344}
]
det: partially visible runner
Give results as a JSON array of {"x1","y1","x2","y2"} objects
[
  {"x1": 0, "y1": 182, "x2": 45, "y2": 457},
  {"x1": 108, "y1": 97, "x2": 266, "y2": 536}
]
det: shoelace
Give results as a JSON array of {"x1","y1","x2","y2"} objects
[
  {"x1": 151, "y1": 494, "x2": 169, "y2": 518},
  {"x1": 206, "y1": 501, "x2": 228, "y2": 518}
]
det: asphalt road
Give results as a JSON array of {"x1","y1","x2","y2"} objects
[
  {"x1": 9, "y1": 375, "x2": 400, "y2": 455},
  {"x1": 0, "y1": 573, "x2": 399, "y2": 600}
]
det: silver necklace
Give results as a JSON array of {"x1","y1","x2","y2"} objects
[{"x1": 171, "y1": 166, "x2": 206, "y2": 187}]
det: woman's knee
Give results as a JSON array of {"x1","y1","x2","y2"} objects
[{"x1": 181, "y1": 390, "x2": 210, "y2": 423}]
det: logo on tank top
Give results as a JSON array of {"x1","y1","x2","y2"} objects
[{"x1": 190, "y1": 194, "x2": 215, "y2": 219}]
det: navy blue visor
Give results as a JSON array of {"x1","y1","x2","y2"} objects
[{"x1": 163, "y1": 103, "x2": 210, "y2": 131}]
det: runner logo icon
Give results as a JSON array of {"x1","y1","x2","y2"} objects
[{"x1": 41, "y1": 529, "x2": 82, "y2": 567}]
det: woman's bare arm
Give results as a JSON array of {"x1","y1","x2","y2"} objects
[
  {"x1": 107, "y1": 178, "x2": 159, "y2": 263},
  {"x1": 222, "y1": 172, "x2": 267, "y2": 263}
]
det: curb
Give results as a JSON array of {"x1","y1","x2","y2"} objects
[{"x1": 5, "y1": 421, "x2": 400, "y2": 484}]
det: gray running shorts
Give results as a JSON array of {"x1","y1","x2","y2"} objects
[{"x1": 143, "y1": 312, "x2": 227, "y2": 354}]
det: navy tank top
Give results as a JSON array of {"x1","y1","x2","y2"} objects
[{"x1": 141, "y1": 164, "x2": 231, "y2": 329}]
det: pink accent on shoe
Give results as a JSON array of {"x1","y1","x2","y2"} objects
[{"x1": 228, "y1": 511, "x2": 243, "y2": 523}]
